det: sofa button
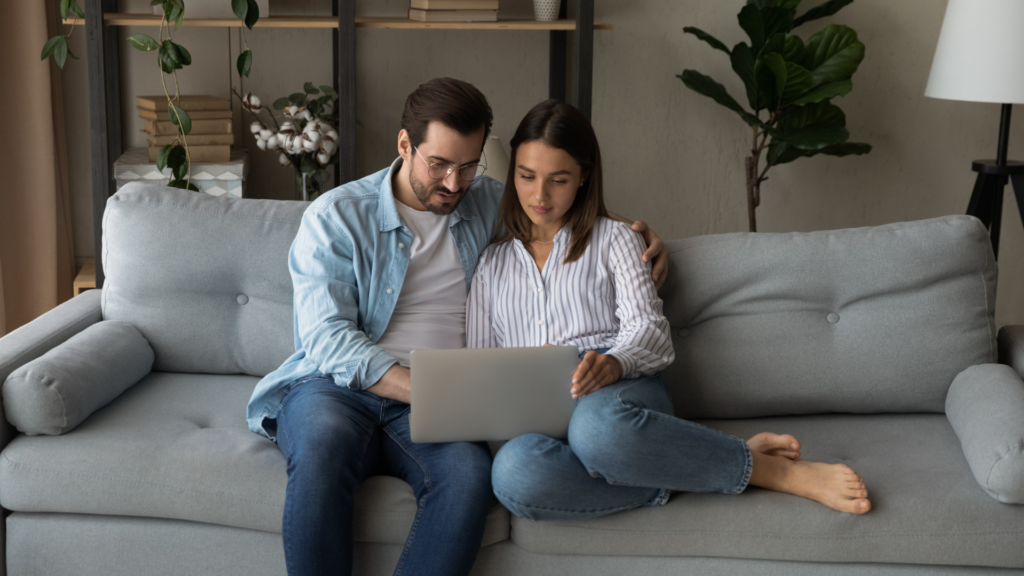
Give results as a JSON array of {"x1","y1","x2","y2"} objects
[
  {"x1": 677, "y1": 328, "x2": 690, "y2": 338},
  {"x1": 827, "y1": 312, "x2": 840, "y2": 324},
  {"x1": 237, "y1": 294, "x2": 249, "y2": 305}
]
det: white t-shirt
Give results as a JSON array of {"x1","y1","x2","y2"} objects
[{"x1": 374, "y1": 199, "x2": 468, "y2": 367}]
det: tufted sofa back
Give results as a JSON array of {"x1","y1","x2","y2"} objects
[
  {"x1": 659, "y1": 216, "x2": 997, "y2": 418},
  {"x1": 102, "y1": 183, "x2": 306, "y2": 377}
]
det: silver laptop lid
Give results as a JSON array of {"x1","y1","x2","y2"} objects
[{"x1": 409, "y1": 346, "x2": 579, "y2": 443}]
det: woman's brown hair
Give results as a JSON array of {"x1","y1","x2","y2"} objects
[{"x1": 496, "y1": 99, "x2": 607, "y2": 263}]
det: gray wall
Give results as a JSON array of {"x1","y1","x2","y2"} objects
[{"x1": 62, "y1": 0, "x2": 1024, "y2": 326}]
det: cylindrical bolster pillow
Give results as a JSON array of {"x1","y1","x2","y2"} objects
[
  {"x1": 946, "y1": 363, "x2": 1024, "y2": 504},
  {"x1": 2, "y1": 320, "x2": 154, "y2": 436}
]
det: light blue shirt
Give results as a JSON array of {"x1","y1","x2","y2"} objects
[{"x1": 246, "y1": 158, "x2": 504, "y2": 440}]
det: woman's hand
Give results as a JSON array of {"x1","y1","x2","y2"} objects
[
  {"x1": 630, "y1": 220, "x2": 668, "y2": 290},
  {"x1": 571, "y1": 351, "x2": 622, "y2": 399}
]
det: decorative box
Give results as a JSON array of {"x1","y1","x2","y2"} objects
[{"x1": 113, "y1": 147, "x2": 249, "y2": 198}]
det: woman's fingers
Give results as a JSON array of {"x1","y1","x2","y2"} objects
[{"x1": 572, "y1": 351, "x2": 596, "y2": 384}]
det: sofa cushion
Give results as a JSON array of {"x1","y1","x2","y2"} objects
[
  {"x1": 3, "y1": 320, "x2": 153, "y2": 436},
  {"x1": 509, "y1": 414, "x2": 1024, "y2": 568},
  {"x1": 101, "y1": 184, "x2": 307, "y2": 377},
  {"x1": 658, "y1": 215, "x2": 996, "y2": 418},
  {"x1": 0, "y1": 372, "x2": 509, "y2": 546}
]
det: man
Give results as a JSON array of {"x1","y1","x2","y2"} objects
[{"x1": 247, "y1": 78, "x2": 668, "y2": 576}]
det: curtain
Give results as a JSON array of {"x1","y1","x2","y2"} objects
[{"x1": 0, "y1": 0, "x2": 76, "y2": 337}]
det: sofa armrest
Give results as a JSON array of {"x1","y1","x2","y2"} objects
[
  {"x1": 946, "y1": 363, "x2": 1024, "y2": 504},
  {"x1": 998, "y1": 325, "x2": 1024, "y2": 380},
  {"x1": 0, "y1": 291, "x2": 103, "y2": 446}
]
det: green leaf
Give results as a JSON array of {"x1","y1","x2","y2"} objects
[
  {"x1": 300, "y1": 155, "x2": 317, "y2": 174},
  {"x1": 231, "y1": 0, "x2": 248, "y2": 22},
  {"x1": 782, "y1": 34, "x2": 804, "y2": 61},
  {"x1": 762, "y1": 7, "x2": 796, "y2": 41},
  {"x1": 165, "y1": 145, "x2": 187, "y2": 176},
  {"x1": 53, "y1": 36, "x2": 68, "y2": 69},
  {"x1": 168, "y1": 179, "x2": 199, "y2": 192},
  {"x1": 175, "y1": 43, "x2": 191, "y2": 66},
  {"x1": 738, "y1": 5, "x2": 765, "y2": 53},
  {"x1": 68, "y1": 0, "x2": 86, "y2": 18},
  {"x1": 767, "y1": 141, "x2": 805, "y2": 165},
  {"x1": 780, "y1": 61, "x2": 814, "y2": 103},
  {"x1": 289, "y1": 92, "x2": 307, "y2": 106},
  {"x1": 168, "y1": 4, "x2": 184, "y2": 30},
  {"x1": 41, "y1": 36, "x2": 63, "y2": 61},
  {"x1": 127, "y1": 34, "x2": 160, "y2": 51},
  {"x1": 243, "y1": 0, "x2": 260, "y2": 29},
  {"x1": 304, "y1": 82, "x2": 320, "y2": 95},
  {"x1": 67, "y1": 46, "x2": 78, "y2": 60},
  {"x1": 818, "y1": 141, "x2": 871, "y2": 157},
  {"x1": 762, "y1": 52, "x2": 787, "y2": 100},
  {"x1": 794, "y1": 0, "x2": 854, "y2": 27},
  {"x1": 778, "y1": 100, "x2": 846, "y2": 132},
  {"x1": 678, "y1": 70, "x2": 763, "y2": 127},
  {"x1": 308, "y1": 100, "x2": 321, "y2": 117},
  {"x1": 273, "y1": 97, "x2": 290, "y2": 110},
  {"x1": 156, "y1": 144, "x2": 174, "y2": 171},
  {"x1": 319, "y1": 85, "x2": 339, "y2": 100},
  {"x1": 800, "y1": 24, "x2": 864, "y2": 87},
  {"x1": 158, "y1": 40, "x2": 182, "y2": 73},
  {"x1": 313, "y1": 169, "x2": 332, "y2": 184},
  {"x1": 789, "y1": 79, "x2": 852, "y2": 105},
  {"x1": 168, "y1": 104, "x2": 191, "y2": 135},
  {"x1": 60, "y1": 0, "x2": 69, "y2": 20},
  {"x1": 778, "y1": 124, "x2": 849, "y2": 150},
  {"x1": 236, "y1": 49, "x2": 252, "y2": 77},
  {"x1": 683, "y1": 27, "x2": 731, "y2": 55},
  {"x1": 729, "y1": 43, "x2": 761, "y2": 110}
]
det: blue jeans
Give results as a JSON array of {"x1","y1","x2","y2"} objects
[
  {"x1": 492, "y1": 372, "x2": 752, "y2": 521},
  {"x1": 275, "y1": 376, "x2": 493, "y2": 576}
]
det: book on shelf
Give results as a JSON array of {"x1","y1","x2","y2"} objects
[
  {"x1": 410, "y1": 0, "x2": 499, "y2": 9},
  {"x1": 137, "y1": 95, "x2": 231, "y2": 112},
  {"x1": 408, "y1": 8, "x2": 498, "y2": 21},
  {"x1": 147, "y1": 133, "x2": 235, "y2": 146},
  {"x1": 143, "y1": 118, "x2": 233, "y2": 136},
  {"x1": 138, "y1": 107, "x2": 233, "y2": 121},
  {"x1": 147, "y1": 145, "x2": 231, "y2": 163}
]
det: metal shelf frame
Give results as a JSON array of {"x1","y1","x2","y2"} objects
[{"x1": 82, "y1": 0, "x2": 600, "y2": 286}]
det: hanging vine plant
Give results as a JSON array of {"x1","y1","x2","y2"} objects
[{"x1": 42, "y1": 0, "x2": 261, "y2": 191}]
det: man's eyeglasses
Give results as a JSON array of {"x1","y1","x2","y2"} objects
[{"x1": 414, "y1": 147, "x2": 487, "y2": 182}]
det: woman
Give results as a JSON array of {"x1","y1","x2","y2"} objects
[{"x1": 467, "y1": 99, "x2": 871, "y2": 520}]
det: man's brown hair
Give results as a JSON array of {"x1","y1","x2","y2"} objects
[
  {"x1": 401, "y1": 78, "x2": 493, "y2": 150},
  {"x1": 496, "y1": 99, "x2": 608, "y2": 264}
]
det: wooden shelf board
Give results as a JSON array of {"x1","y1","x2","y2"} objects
[{"x1": 63, "y1": 14, "x2": 612, "y2": 30}]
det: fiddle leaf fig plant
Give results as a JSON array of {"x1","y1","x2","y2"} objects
[
  {"x1": 679, "y1": 0, "x2": 871, "y2": 232},
  {"x1": 42, "y1": 0, "x2": 260, "y2": 191}
]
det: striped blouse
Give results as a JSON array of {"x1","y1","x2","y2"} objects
[{"x1": 467, "y1": 217, "x2": 675, "y2": 379}]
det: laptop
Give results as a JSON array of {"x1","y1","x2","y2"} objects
[{"x1": 409, "y1": 346, "x2": 580, "y2": 443}]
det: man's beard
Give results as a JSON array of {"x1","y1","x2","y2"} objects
[{"x1": 409, "y1": 170, "x2": 467, "y2": 215}]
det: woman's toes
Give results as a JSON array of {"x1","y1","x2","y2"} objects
[{"x1": 747, "y1": 432, "x2": 801, "y2": 456}]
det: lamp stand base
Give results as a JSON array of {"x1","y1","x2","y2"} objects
[{"x1": 966, "y1": 159, "x2": 1024, "y2": 260}]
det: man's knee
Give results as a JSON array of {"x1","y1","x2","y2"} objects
[{"x1": 435, "y1": 442, "x2": 493, "y2": 498}]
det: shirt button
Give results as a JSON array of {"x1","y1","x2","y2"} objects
[
  {"x1": 398, "y1": 242, "x2": 405, "y2": 249},
  {"x1": 537, "y1": 319, "x2": 544, "y2": 325},
  {"x1": 387, "y1": 288, "x2": 394, "y2": 294}
]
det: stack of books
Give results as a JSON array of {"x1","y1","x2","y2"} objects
[
  {"x1": 408, "y1": 0, "x2": 498, "y2": 22},
  {"x1": 138, "y1": 95, "x2": 233, "y2": 162}
]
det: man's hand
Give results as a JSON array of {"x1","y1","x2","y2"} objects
[
  {"x1": 630, "y1": 220, "x2": 668, "y2": 290},
  {"x1": 570, "y1": 351, "x2": 622, "y2": 399},
  {"x1": 366, "y1": 364, "x2": 412, "y2": 404}
]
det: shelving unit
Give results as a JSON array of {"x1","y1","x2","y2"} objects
[{"x1": 77, "y1": 0, "x2": 610, "y2": 287}]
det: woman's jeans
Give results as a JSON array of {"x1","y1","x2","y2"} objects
[
  {"x1": 492, "y1": 372, "x2": 752, "y2": 521},
  {"x1": 275, "y1": 376, "x2": 493, "y2": 576}
]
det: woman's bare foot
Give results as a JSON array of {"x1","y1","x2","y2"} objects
[
  {"x1": 747, "y1": 440, "x2": 871, "y2": 514},
  {"x1": 747, "y1": 432, "x2": 801, "y2": 460}
]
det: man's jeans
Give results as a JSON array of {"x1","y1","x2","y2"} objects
[
  {"x1": 492, "y1": 372, "x2": 753, "y2": 521},
  {"x1": 275, "y1": 376, "x2": 493, "y2": 576}
]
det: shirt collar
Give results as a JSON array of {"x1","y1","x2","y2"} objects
[{"x1": 378, "y1": 156, "x2": 480, "y2": 231}]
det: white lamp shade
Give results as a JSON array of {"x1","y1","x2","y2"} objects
[
  {"x1": 925, "y1": 0, "x2": 1024, "y2": 104},
  {"x1": 481, "y1": 135, "x2": 510, "y2": 183}
]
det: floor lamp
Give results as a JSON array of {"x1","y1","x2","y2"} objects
[{"x1": 925, "y1": 0, "x2": 1024, "y2": 260}]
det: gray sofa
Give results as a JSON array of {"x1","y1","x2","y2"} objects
[{"x1": 0, "y1": 183, "x2": 1022, "y2": 575}]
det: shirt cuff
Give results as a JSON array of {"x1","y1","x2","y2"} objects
[
  {"x1": 338, "y1": 347, "x2": 400, "y2": 391},
  {"x1": 606, "y1": 349, "x2": 638, "y2": 381}
]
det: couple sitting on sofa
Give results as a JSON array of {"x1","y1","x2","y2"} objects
[{"x1": 245, "y1": 77, "x2": 872, "y2": 576}]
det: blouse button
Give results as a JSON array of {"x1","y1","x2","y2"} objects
[{"x1": 537, "y1": 319, "x2": 544, "y2": 325}]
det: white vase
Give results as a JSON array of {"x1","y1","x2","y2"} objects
[
  {"x1": 481, "y1": 136, "x2": 510, "y2": 183},
  {"x1": 533, "y1": 0, "x2": 560, "y2": 21}
]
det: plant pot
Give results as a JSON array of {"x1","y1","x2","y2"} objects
[{"x1": 533, "y1": 0, "x2": 560, "y2": 21}]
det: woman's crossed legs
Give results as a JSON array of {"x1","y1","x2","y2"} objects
[{"x1": 492, "y1": 373, "x2": 870, "y2": 521}]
